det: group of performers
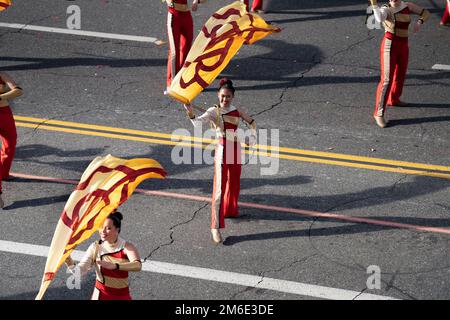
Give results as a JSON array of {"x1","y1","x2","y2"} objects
[{"x1": 0, "y1": 0, "x2": 444, "y2": 300}]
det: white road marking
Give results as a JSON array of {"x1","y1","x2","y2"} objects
[
  {"x1": 0, "y1": 239, "x2": 398, "y2": 300},
  {"x1": 0, "y1": 22, "x2": 163, "y2": 44},
  {"x1": 432, "y1": 64, "x2": 450, "y2": 71}
]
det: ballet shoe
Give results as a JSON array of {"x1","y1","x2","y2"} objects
[
  {"x1": 374, "y1": 116, "x2": 387, "y2": 128},
  {"x1": 211, "y1": 229, "x2": 223, "y2": 244}
]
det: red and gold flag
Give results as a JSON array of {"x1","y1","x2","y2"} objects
[
  {"x1": 167, "y1": 0, "x2": 280, "y2": 104},
  {"x1": 35, "y1": 154, "x2": 166, "y2": 300},
  {"x1": 0, "y1": 0, "x2": 12, "y2": 11}
]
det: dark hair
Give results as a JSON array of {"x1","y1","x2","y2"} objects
[
  {"x1": 218, "y1": 77, "x2": 235, "y2": 95},
  {"x1": 108, "y1": 211, "x2": 123, "y2": 232}
]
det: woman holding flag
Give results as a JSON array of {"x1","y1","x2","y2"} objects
[
  {"x1": 65, "y1": 211, "x2": 142, "y2": 300},
  {"x1": 183, "y1": 78, "x2": 257, "y2": 244}
]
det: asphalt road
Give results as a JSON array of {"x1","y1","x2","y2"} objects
[{"x1": 0, "y1": 0, "x2": 449, "y2": 302}]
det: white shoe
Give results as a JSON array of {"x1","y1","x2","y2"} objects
[
  {"x1": 374, "y1": 116, "x2": 387, "y2": 128},
  {"x1": 211, "y1": 229, "x2": 223, "y2": 244}
]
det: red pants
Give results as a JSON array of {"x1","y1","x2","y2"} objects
[
  {"x1": 0, "y1": 106, "x2": 17, "y2": 193},
  {"x1": 211, "y1": 140, "x2": 242, "y2": 229},
  {"x1": 374, "y1": 34, "x2": 409, "y2": 117},
  {"x1": 166, "y1": 10, "x2": 193, "y2": 87},
  {"x1": 242, "y1": 0, "x2": 263, "y2": 11},
  {"x1": 442, "y1": 2, "x2": 450, "y2": 24}
]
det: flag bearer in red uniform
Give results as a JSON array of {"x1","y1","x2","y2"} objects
[
  {"x1": 65, "y1": 212, "x2": 142, "y2": 300},
  {"x1": 0, "y1": 72, "x2": 23, "y2": 209},
  {"x1": 164, "y1": 0, "x2": 206, "y2": 90},
  {"x1": 370, "y1": 0, "x2": 430, "y2": 128},
  {"x1": 183, "y1": 78, "x2": 257, "y2": 244}
]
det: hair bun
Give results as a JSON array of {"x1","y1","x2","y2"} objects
[
  {"x1": 112, "y1": 211, "x2": 123, "y2": 221},
  {"x1": 219, "y1": 77, "x2": 231, "y2": 87}
]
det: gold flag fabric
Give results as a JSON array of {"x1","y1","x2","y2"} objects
[
  {"x1": 167, "y1": 1, "x2": 280, "y2": 104},
  {"x1": 0, "y1": 0, "x2": 12, "y2": 11},
  {"x1": 35, "y1": 154, "x2": 166, "y2": 300}
]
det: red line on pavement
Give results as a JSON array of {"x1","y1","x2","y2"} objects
[{"x1": 10, "y1": 172, "x2": 450, "y2": 236}]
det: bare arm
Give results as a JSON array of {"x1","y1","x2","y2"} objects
[{"x1": 0, "y1": 73, "x2": 23, "y2": 101}]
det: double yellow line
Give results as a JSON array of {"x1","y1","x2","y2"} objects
[{"x1": 14, "y1": 115, "x2": 450, "y2": 179}]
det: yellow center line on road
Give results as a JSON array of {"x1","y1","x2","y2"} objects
[{"x1": 14, "y1": 115, "x2": 450, "y2": 179}]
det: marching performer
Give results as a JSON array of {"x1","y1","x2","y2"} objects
[
  {"x1": 183, "y1": 78, "x2": 257, "y2": 244},
  {"x1": 65, "y1": 212, "x2": 142, "y2": 300},
  {"x1": 164, "y1": 0, "x2": 206, "y2": 91},
  {"x1": 370, "y1": 0, "x2": 430, "y2": 128},
  {"x1": 0, "y1": 72, "x2": 23, "y2": 208}
]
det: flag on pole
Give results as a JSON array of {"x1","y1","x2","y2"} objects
[
  {"x1": 166, "y1": 1, "x2": 280, "y2": 104},
  {"x1": 0, "y1": 0, "x2": 11, "y2": 11},
  {"x1": 35, "y1": 154, "x2": 166, "y2": 300}
]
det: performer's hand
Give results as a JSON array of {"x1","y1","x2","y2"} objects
[
  {"x1": 245, "y1": 135, "x2": 256, "y2": 147},
  {"x1": 192, "y1": 0, "x2": 198, "y2": 12},
  {"x1": 413, "y1": 21, "x2": 422, "y2": 33},
  {"x1": 65, "y1": 256, "x2": 75, "y2": 267},
  {"x1": 97, "y1": 260, "x2": 117, "y2": 270}
]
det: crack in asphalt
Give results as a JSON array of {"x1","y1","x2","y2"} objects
[
  {"x1": 143, "y1": 203, "x2": 208, "y2": 261},
  {"x1": 229, "y1": 253, "x2": 318, "y2": 299},
  {"x1": 352, "y1": 288, "x2": 368, "y2": 300},
  {"x1": 113, "y1": 81, "x2": 141, "y2": 96},
  {"x1": 250, "y1": 34, "x2": 374, "y2": 118},
  {"x1": 18, "y1": 108, "x2": 93, "y2": 142},
  {"x1": 434, "y1": 203, "x2": 450, "y2": 212},
  {"x1": 250, "y1": 54, "x2": 321, "y2": 118}
]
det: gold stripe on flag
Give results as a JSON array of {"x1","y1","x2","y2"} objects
[
  {"x1": 167, "y1": 0, "x2": 280, "y2": 104},
  {"x1": 0, "y1": 0, "x2": 12, "y2": 11}
]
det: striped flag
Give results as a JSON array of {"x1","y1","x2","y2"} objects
[
  {"x1": 0, "y1": 0, "x2": 11, "y2": 11},
  {"x1": 166, "y1": 1, "x2": 280, "y2": 104},
  {"x1": 35, "y1": 154, "x2": 166, "y2": 300}
]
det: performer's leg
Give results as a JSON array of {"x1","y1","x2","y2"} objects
[
  {"x1": 178, "y1": 13, "x2": 193, "y2": 73},
  {"x1": 252, "y1": 0, "x2": 263, "y2": 11},
  {"x1": 374, "y1": 37, "x2": 394, "y2": 119},
  {"x1": 441, "y1": 2, "x2": 450, "y2": 25},
  {"x1": 166, "y1": 12, "x2": 181, "y2": 88},
  {"x1": 0, "y1": 107, "x2": 17, "y2": 180},
  {"x1": 388, "y1": 42, "x2": 409, "y2": 106},
  {"x1": 211, "y1": 145, "x2": 225, "y2": 230},
  {"x1": 223, "y1": 141, "x2": 241, "y2": 218},
  {"x1": 241, "y1": 0, "x2": 250, "y2": 11}
]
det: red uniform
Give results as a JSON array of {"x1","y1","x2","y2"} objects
[
  {"x1": 0, "y1": 77, "x2": 18, "y2": 194},
  {"x1": 241, "y1": 0, "x2": 263, "y2": 12},
  {"x1": 189, "y1": 105, "x2": 245, "y2": 230},
  {"x1": 166, "y1": 0, "x2": 194, "y2": 88},
  {"x1": 212, "y1": 108, "x2": 242, "y2": 229},
  {"x1": 442, "y1": 1, "x2": 450, "y2": 25},
  {"x1": 372, "y1": 2, "x2": 430, "y2": 119}
]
